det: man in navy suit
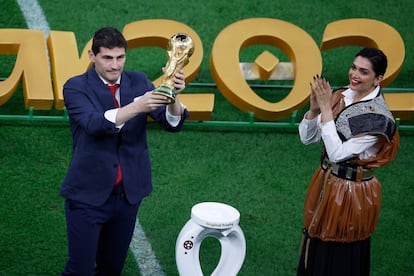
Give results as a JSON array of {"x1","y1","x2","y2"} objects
[{"x1": 60, "y1": 27, "x2": 189, "y2": 275}]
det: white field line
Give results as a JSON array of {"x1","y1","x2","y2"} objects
[
  {"x1": 16, "y1": 0, "x2": 50, "y2": 38},
  {"x1": 130, "y1": 220, "x2": 166, "y2": 276},
  {"x1": 15, "y1": 1, "x2": 165, "y2": 275}
]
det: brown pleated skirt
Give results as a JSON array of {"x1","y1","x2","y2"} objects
[{"x1": 303, "y1": 167, "x2": 381, "y2": 242}]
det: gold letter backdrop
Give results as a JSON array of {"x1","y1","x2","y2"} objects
[{"x1": 0, "y1": 18, "x2": 411, "y2": 121}]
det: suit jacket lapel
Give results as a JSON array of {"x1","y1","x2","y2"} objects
[
  {"x1": 87, "y1": 67, "x2": 116, "y2": 110},
  {"x1": 119, "y1": 72, "x2": 135, "y2": 107}
]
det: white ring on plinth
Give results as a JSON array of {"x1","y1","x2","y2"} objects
[{"x1": 191, "y1": 202, "x2": 240, "y2": 229}]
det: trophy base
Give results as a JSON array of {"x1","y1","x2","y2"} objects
[{"x1": 153, "y1": 85, "x2": 176, "y2": 103}]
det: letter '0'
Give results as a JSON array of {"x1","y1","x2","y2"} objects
[{"x1": 210, "y1": 18, "x2": 323, "y2": 121}]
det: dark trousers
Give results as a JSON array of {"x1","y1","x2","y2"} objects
[{"x1": 61, "y1": 184, "x2": 141, "y2": 276}]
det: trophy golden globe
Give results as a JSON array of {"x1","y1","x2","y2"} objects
[{"x1": 153, "y1": 33, "x2": 194, "y2": 103}]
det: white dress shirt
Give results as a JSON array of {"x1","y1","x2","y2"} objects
[
  {"x1": 298, "y1": 86, "x2": 381, "y2": 163},
  {"x1": 100, "y1": 76, "x2": 183, "y2": 128}
]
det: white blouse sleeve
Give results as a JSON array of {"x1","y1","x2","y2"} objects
[
  {"x1": 298, "y1": 112, "x2": 322, "y2": 144},
  {"x1": 320, "y1": 120, "x2": 379, "y2": 162}
]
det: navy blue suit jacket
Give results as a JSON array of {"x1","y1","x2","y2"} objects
[{"x1": 60, "y1": 67, "x2": 189, "y2": 206}]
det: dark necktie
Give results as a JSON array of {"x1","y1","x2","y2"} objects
[{"x1": 106, "y1": 84, "x2": 122, "y2": 185}]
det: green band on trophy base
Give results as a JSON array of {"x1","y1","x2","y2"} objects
[{"x1": 153, "y1": 85, "x2": 176, "y2": 103}]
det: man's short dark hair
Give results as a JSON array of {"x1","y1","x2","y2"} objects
[{"x1": 91, "y1": 27, "x2": 128, "y2": 55}]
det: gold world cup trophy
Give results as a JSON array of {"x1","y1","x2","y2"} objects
[{"x1": 153, "y1": 33, "x2": 195, "y2": 103}]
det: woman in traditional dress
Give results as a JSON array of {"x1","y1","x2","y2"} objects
[{"x1": 297, "y1": 47, "x2": 400, "y2": 275}]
